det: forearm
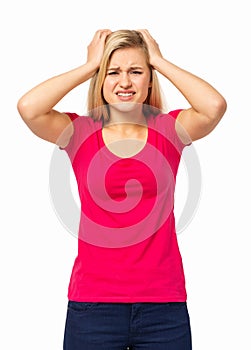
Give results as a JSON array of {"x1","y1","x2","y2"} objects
[
  {"x1": 18, "y1": 62, "x2": 97, "y2": 119},
  {"x1": 153, "y1": 57, "x2": 226, "y2": 118}
]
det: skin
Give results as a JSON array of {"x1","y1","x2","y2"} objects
[
  {"x1": 102, "y1": 47, "x2": 151, "y2": 121},
  {"x1": 101, "y1": 46, "x2": 152, "y2": 154},
  {"x1": 17, "y1": 29, "x2": 112, "y2": 147},
  {"x1": 138, "y1": 29, "x2": 227, "y2": 143},
  {"x1": 17, "y1": 29, "x2": 227, "y2": 148}
]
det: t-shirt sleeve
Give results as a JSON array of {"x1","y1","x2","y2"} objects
[
  {"x1": 168, "y1": 109, "x2": 183, "y2": 120},
  {"x1": 168, "y1": 109, "x2": 192, "y2": 149},
  {"x1": 59, "y1": 112, "x2": 80, "y2": 154},
  {"x1": 59, "y1": 113, "x2": 102, "y2": 163}
]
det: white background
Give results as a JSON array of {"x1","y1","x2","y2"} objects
[{"x1": 1, "y1": 0, "x2": 250, "y2": 349}]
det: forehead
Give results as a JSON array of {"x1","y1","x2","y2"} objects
[{"x1": 108, "y1": 47, "x2": 148, "y2": 67}]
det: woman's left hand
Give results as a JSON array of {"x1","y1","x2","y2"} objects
[
  {"x1": 138, "y1": 29, "x2": 227, "y2": 143},
  {"x1": 137, "y1": 29, "x2": 163, "y2": 68}
]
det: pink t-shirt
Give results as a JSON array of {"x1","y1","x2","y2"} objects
[{"x1": 60, "y1": 110, "x2": 188, "y2": 302}]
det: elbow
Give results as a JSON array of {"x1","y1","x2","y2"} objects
[
  {"x1": 200, "y1": 96, "x2": 227, "y2": 133},
  {"x1": 211, "y1": 95, "x2": 227, "y2": 122},
  {"x1": 17, "y1": 97, "x2": 27, "y2": 119},
  {"x1": 216, "y1": 95, "x2": 227, "y2": 117},
  {"x1": 17, "y1": 96, "x2": 35, "y2": 121}
]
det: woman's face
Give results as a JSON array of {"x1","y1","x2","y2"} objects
[{"x1": 102, "y1": 47, "x2": 151, "y2": 107}]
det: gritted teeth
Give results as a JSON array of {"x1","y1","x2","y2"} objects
[{"x1": 116, "y1": 92, "x2": 135, "y2": 97}]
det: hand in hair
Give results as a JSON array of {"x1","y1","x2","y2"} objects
[
  {"x1": 137, "y1": 29, "x2": 163, "y2": 69},
  {"x1": 87, "y1": 29, "x2": 112, "y2": 72}
]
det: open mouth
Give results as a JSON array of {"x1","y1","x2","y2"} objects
[{"x1": 116, "y1": 92, "x2": 136, "y2": 97}]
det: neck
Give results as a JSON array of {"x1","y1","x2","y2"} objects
[{"x1": 105, "y1": 103, "x2": 147, "y2": 128}]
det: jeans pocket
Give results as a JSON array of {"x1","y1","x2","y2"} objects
[
  {"x1": 165, "y1": 302, "x2": 187, "y2": 310},
  {"x1": 68, "y1": 301, "x2": 99, "y2": 313}
]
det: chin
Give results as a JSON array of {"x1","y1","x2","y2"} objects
[{"x1": 110, "y1": 102, "x2": 142, "y2": 113}]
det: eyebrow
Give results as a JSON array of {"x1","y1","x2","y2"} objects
[{"x1": 107, "y1": 66, "x2": 144, "y2": 71}]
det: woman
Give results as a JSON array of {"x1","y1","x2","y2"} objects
[{"x1": 17, "y1": 29, "x2": 227, "y2": 350}]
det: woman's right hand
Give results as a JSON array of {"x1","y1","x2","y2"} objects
[
  {"x1": 86, "y1": 29, "x2": 112, "y2": 71},
  {"x1": 17, "y1": 29, "x2": 112, "y2": 147}
]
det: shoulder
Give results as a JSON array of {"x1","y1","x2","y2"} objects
[
  {"x1": 168, "y1": 109, "x2": 183, "y2": 120},
  {"x1": 149, "y1": 109, "x2": 189, "y2": 148},
  {"x1": 150, "y1": 109, "x2": 183, "y2": 130},
  {"x1": 60, "y1": 113, "x2": 102, "y2": 153},
  {"x1": 65, "y1": 113, "x2": 101, "y2": 127},
  {"x1": 151, "y1": 109, "x2": 183, "y2": 123},
  {"x1": 64, "y1": 113, "x2": 103, "y2": 138}
]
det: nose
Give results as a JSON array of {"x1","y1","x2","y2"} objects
[{"x1": 119, "y1": 72, "x2": 132, "y2": 88}]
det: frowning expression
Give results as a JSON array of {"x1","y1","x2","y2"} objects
[{"x1": 102, "y1": 47, "x2": 152, "y2": 106}]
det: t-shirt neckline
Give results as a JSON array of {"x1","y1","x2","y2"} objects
[{"x1": 100, "y1": 117, "x2": 150, "y2": 160}]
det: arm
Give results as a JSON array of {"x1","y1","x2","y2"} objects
[
  {"x1": 139, "y1": 30, "x2": 227, "y2": 144},
  {"x1": 17, "y1": 29, "x2": 111, "y2": 147}
]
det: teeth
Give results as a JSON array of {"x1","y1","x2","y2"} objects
[{"x1": 117, "y1": 93, "x2": 134, "y2": 97}]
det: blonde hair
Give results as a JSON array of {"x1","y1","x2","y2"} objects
[{"x1": 87, "y1": 30, "x2": 164, "y2": 121}]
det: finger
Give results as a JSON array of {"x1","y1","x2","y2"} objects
[
  {"x1": 100, "y1": 30, "x2": 112, "y2": 41},
  {"x1": 137, "y1": 29, "x2": 151, "y2": 37},
  {"x1": 138, "y1": 30, "x2": 155, "y2": 44},
  {"x1": 95, "y1": 29, "x2": 112, "y2": 39}
]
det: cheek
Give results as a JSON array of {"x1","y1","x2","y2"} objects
[
  {"x1": 136, "y1": 74, "x2": 151, "y2": 88},
  {"x1": 139, "y1": 78, "x2": 151, "y2": 97},
  {"x1": 103, "y1": 78, "x2": 114, "y2": 97}
]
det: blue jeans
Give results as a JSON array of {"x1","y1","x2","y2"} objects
[{"x1": 63, "y1": 301, "x2": 192, "y2": 350}]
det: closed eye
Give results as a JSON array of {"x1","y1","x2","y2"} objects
[
  {"x1": 107, "y1": 71, "x2": 119, "y2": 75},
  {"x1": 130, "y1": 71, "x2": 143, "y2": 75}
]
